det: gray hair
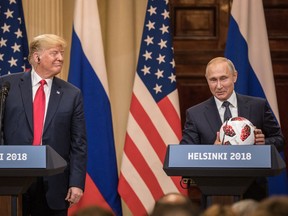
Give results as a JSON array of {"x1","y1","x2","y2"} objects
[{"x1": 205, "y1": 57, "x2": 237, "y2": 76}]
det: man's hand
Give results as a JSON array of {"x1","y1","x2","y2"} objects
[
  {"x1": 65, "y1": 187, "x2": 83, "y2": 207},
  {"x1": 254, "y1": 128, "x2": 265, "y2": 145},
  {"x1": 214, "y1": 132, "x2": 222, "y2": 145}
]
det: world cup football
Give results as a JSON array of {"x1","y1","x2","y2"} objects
[{"x1": 219, "y1": 117, "x2": 255, "y2": 145}]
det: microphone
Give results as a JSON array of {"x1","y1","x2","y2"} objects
[
  {"x1": 180, "y1": 177, "x2": 196, "y2": 189},
  {"x1": 221, "y1": 119, "x2": 229, "y2": 145},
  {"x1": 1, "y1": 81, "x2": 10, "y2": 97},
  {"x1": 0, "y1": 81, "x2": 10, "y2": 145}
]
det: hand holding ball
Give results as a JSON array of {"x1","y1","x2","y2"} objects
[{"x1": 219, "y1": 117, "x2": 255, "y2": 145}]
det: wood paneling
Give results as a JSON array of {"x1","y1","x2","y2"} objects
[
  {"x1": 174, "y1": 6, "x2": 217, "y2": 39},
  {"x1": 0, "y1": 196, "x2": 22, "y2": 216},
  {"x1": 171, "y1": 0, "x2": 230, "y2": 124}
]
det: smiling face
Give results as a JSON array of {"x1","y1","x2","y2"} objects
[
  {"x1": 205, "y1": 58, "x2": 238, "y2": 101},
  {"x1": 29, "y1": 34, "x2": 67, "y2": 79},
  {"x1": 33, "y1": 46, "x2": 64, "y2": 79}
]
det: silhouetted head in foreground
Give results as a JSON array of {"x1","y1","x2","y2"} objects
[{"x1": 150, "y1": 192, "x2": 200, "y2": 216}]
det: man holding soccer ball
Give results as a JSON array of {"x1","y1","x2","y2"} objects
[{"x1": 180, "y1": 57, "x2": 284, "y2": 200}]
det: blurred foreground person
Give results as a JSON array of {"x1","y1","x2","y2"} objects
[
  {"x1": 150, "y1": 192, "x2": 201, "y2": 216},
  {"x1": 232, "y1": 199, "x2": 259, "y2": 216},
  {"x1": 251, "y1": 196, "x2": 288, "y2": 216},
  {"x1": 73, "y1": 205, "x2": 114, "y2": 216},
  {"x1": 202, "y1": 204, "x2": 236, "y2": 216}
]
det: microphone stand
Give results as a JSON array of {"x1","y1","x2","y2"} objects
[
  {"x1": 221, "y1": 119, "x2": 229, "y2": 145},
  {"x1": 0, "y1": 88, "x2": 9, "y2": 145}
]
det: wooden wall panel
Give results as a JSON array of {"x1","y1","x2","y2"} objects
[
  {"x1": 171, "y1": 0, "x2": 230, "y2": 124},
  {"x1": 174, "y1": 6, "x2": 217, "y2": 38}
]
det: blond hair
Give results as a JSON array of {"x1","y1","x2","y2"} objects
[{"x1": 28, "y1": 34, "x2": 67, "y2": 64}]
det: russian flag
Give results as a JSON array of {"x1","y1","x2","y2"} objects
[
  {"x1": 225, "y1": 0, "x2": 288, "y2": 195},
  {"x1": 68, "y1": 0, "x2": 122, "y2": 215}
]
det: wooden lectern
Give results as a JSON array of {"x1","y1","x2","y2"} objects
[
  {"x1": 0, "y1": 145, "x2": 67, "y2": 216},
  {"x1": 163, "y1": 144, "x2": 286, "y2": 207}
]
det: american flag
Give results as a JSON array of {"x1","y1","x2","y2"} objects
[
  {"x1": 0, "y1": 0, "x2": 30, "y2": 75},
  {"x1": 118, "y1": 0, "x2": 186, "y2": 215}
]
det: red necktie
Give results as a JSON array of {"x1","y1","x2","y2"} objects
[{"x1": 33, "y1": 80, "x2": 46, "y2": 145}]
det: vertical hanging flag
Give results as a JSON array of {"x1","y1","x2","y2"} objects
[
  {"x1": 118, "y1": 0, "x2": 186, "y2": 215},
  {"x1": 225, "y1": 0, "x2": 288, "y2": 195},
  {"x1": 0, "y1": 0, "x2": 31, "y2": 75},
  {"x1": 68, "y1": 0, "x2": 122, "y2": 215}
]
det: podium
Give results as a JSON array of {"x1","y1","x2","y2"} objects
[
  {"x1": 163, "y1": 144, "x2": 286, "y2": 207},
  {"x1": 0, "y1": 145, "x2": 67, "y2": 216}
]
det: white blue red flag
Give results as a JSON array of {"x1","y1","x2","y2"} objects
[
  {"x1": 68, "y1": 0, "x2": 122, "y2": 215},
  {"x1": 225, "y1": 0, "x2": 288, "y2": 195},
  {"x1": 118, "y1": 0, "x2": 186, "y2": 215},
  {"x1": 0, "y1": 0, "x2": 30, "y2": 75}
]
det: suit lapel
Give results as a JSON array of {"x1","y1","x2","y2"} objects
[
  {"x1": 19, "y1": 72, "x2": 33, "y2": 131},
  {"x1": 237, "y1": 94, "x2": 250, "y2": 119},
  {"x1": 43, "y1": 78, "x2": 63, "y2": 133},
  {"x1": 204, "y1": 97, "x2": 223, "y2": 134}
]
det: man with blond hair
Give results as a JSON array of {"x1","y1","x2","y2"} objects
[{"x1": 0, "y1": 34, "x2": 87, "y2": 216}]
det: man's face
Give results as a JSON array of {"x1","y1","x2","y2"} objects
[
  {"x1": 205, "y1": 61, "x2": 237, "y2": 101},
  {"x1": 36, "y1": 46, "x2": 64, "y2": 78}
]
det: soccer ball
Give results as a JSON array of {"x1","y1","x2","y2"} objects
[{"x1": 219, "y1": 117, "x2": 255, "y2": 145}]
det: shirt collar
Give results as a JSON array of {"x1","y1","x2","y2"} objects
[
  {"x1": 214, "y1": 91, "x2": 237, "y2": 110},
  {"x1": 31, "y1": 68, "x2": 53, "y2": 87}
]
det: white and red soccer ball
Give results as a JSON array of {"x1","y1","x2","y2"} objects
[{"x1": 219, "y1": 117, "x2": 255, "y2": 145}]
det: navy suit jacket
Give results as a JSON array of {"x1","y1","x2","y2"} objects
[
  {"x1": 180, "y1": 94, "x2": 284, "y2": 151},
  {"x1": 0, "y1": 71, "x2": 87, "y2": 209}
]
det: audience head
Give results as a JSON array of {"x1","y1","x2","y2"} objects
[
  {"x1": 150, "y1": 192, "x2": 200, "y2": 216},
  {"x1": 232, "y1": 199, "x2": 259, "y2": 216},
  {"x1": 72, "y1": 205, "x2": 114, "y2": 216},
  {"x1": 202, "y1": 204, "x2": 236, "y2": 216},
  {"x1": 251, "y1": 196, "x2": 288, "y2": 216}
]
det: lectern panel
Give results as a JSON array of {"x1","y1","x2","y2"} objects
[
  {"x1": 164, "y1": 144, "x2": 285, "y2": 177},
  {"x1": 167, "y1": 145, "x2": 271, "y2": 168},
  {"x1": 0, "y1": 146, "x2": 46, "y2": 168}
]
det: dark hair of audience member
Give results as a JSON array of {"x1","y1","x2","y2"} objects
[
  {"x1": 232, "y1": 199, "x2": 259, "y2": 216},
  {"x1": 201, "y1": 204, "x2": 236, "y2": 216},
  {"x1": 72, "y1": 205, "x2": 114, "y2": 216},
  {"x1": 251, "y1": 196, "x2": 288, "y2": 216},
  {"x1": 150, "y1": 192, "x2": 200, "y2": 216}
]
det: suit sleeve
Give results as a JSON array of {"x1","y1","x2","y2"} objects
[
  {"x1": 180, "y1": 109, "x2": 200, "y2": 144},
  {"x1": 263, "y1": 101, "x2": 285, "y2": 152},
  {"x1": 69, "y1": 91, "x2": 87, "y2": 190}
]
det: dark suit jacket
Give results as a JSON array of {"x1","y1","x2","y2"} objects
[
  {"x1": 180, "y1": 93, "x2": 284, "y2": 151},
  {"x1": 180, "y1": 94, "x2": 284, "y2": 200},
  {"x1": 0, "y1": 71, "x2": 87, "y2": 209}
]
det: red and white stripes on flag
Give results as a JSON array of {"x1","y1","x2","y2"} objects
[{"x1": 118, "y1": 0, "x2": 186, "y2": 215}]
